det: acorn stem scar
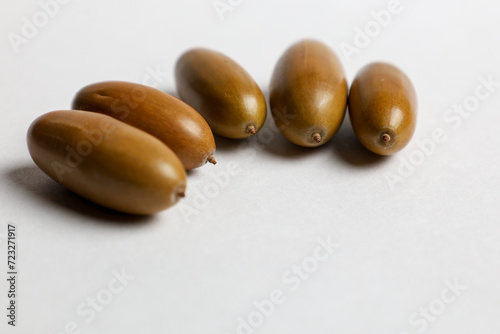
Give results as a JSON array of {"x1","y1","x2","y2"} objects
[
  {"x1": 312, "y1": 133, "x2": 322, "y2": 143},
  {"x1": 246, "y1": 125, "x2": 256, "y2": 134}
]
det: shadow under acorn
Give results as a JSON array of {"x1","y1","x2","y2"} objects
[
  {"x1": 167, "y1": 85, "x2": 388, "y2": 167},
  {"x1": 330, "y1": 114, "x2": 389, "y2": 167},
  {"x1": 251, "y1": 110, "x2": 389, "y2": 167},
  {"x1": 5, "y1": 165, "x2": 154, "y2": 224}
]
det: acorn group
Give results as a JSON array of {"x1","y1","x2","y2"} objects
[{"x1": 27, "y1": 39, "x2": 417, "y2": 215}]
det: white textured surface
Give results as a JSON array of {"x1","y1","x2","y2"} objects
[{"x1": 1, "y1": 0, "x2": 499, "y2": 333}]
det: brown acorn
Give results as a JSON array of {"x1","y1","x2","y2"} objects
[
  {"x1": 72, "y1": 81, "x2": 216, "y2": 169},
  {"x1": 349, "y1": 62, "x2": 417, "y2": 155},
  {"x1": 175, "y1": 48, "x2": 267, "y2": 139},
  {"x1": 269, "y1": 39, "x2": 348, "y2": 147}
]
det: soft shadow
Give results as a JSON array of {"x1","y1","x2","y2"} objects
[
  {"x1": 213, "y1": 134, "x2": 247, "y2": 153},
  {"x1": 6, "y1": 165, "x2": 155, "y2": 224},
  {"x1": 331, "y1": 115, "x2": 388, "y2": 167},
  {"x1": 262, "y1": 126, "x2": 330, "y2": 159},
  {"x1": 186, "y1": 167, "x2": 207, "y2": 177}
]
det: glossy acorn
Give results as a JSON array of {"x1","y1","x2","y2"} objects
[
  {"x1": 348, "y1": 62, "x2": 417, "y2": 155},
  {"x1": 27, "y1": 110, "x2": 187, "y2": 215},
  {"x1": 175, "y1": 48, "x2": 267, "y2": 139},
  {"x1": 269, "y1": 39, "x2": 348, "y2": 147},
  {"x1": 72, "y1": 81, "x2": 216, "y2": 170}
]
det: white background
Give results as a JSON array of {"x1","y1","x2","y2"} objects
[{"x1": 1, "y1": 0, "x2": 499, "y2": 333}]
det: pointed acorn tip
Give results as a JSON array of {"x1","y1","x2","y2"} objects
[
  {"x1": 207, "y1": 155, "x2": 217, "y2": 165},
  {"x1": 381, "y1": 133, "x2": 391, "y2": 143},
  {"x1": 246, "y1": 125, "x2": 256, "y2": 135},
  {"x1": 312, "y1": 133, "x2": 322, "y2": 143}
]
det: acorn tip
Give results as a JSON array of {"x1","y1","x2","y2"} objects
[
  {"x1": 381, "y1": 133, "x2": 391, "y2": 143},
  {"x1": 207, "y1": 155, "x2": 217, "y2": 165},
  {"x1": 246, "y1": 125, "x2": 256, "y2": 135},
  {"x1": 312, "y1": 133, "x2": 322, "y2": 143}
]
